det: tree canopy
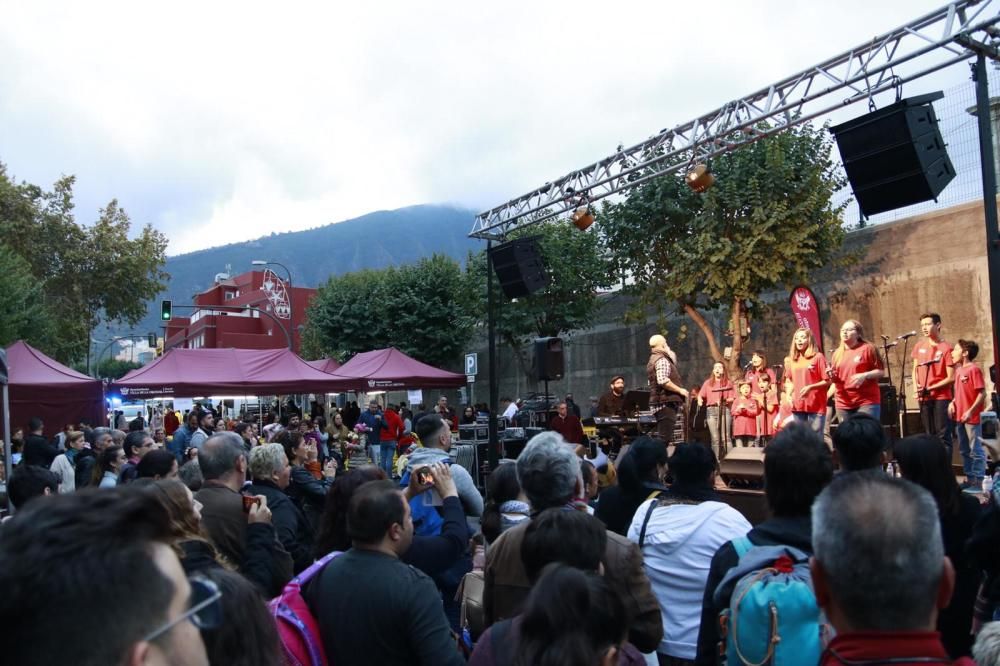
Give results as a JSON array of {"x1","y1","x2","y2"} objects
[
  {"x1": 302, "y1": 253, "x2": 476, "y2": 369},
  {"x1": 0, "y1": 162, "x2": 168, "y2": 365},
  {"x1": 599, "y1": 122, "x2": 847, "y2": 376}
]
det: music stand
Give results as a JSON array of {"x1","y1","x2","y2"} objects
[{"x1": 622, "y1": 389, "x2": 650, "y2": 416}]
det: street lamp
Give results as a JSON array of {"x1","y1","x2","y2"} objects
[{"x1": 251, "y1": 260, "x2": 295, "y2": 350}]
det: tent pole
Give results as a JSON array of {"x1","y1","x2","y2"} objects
[
  {"x1": 487, "y1": 241, "x2": 499, "y2": 474},
  {"x1": 3, "y1": 383, "x2": 12, "y2": 516}
]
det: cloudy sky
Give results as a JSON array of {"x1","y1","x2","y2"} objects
[{"x1": 0, "y1": 0, "x2": 979, "y2": 255}]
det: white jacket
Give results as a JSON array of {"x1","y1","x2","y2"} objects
[
  {"x1": 627, "y1": 498, "x2": 751, "y2": 659},
  {"x1": 50, "y1": 454, "x2": 76, "y2": 494}
]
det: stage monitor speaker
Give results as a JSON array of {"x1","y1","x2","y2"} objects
[
  {"x1": 534, "y1": 336, "x2": 564, "y2": 381},
  {"x1": 719, "y1": 447, "x2": 765, "y2": 487},
  {"x1": 830, "y1": 92, "x2": 955, "y2": 217},
  {"x1": 489, "y1": 237, "x2": 549, "y2": 299}
]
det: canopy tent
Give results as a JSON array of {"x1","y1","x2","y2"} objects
[
  {"x1": 2, "y1": 340, "x2": 105, "y2": 438},
  {"x1": 330, "y1": 347, "x2": 466, "y2": 391},
  {"x1": 110, "y1": 347, "x2": 353, "y2": 399},
  {"x1": 306, "y1": 358, "x2": 342, "y2": 374}
]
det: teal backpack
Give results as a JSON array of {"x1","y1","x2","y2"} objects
[{"x1": 713, "y1": 537, "x2": 828, "y2": 666}]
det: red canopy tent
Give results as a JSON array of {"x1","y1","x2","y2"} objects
[
  {"x1": 2, "y1": 340, "x2": 105, "y2": 437},
  {"x1": 110, "y1": 347, "x2": 353, "y2": 398},
  {"x1": 306, "y1": 358, "x2": 342, "y2": 373},
  {"x1": 329, "y1": 347, "x2": 466, "y2": 391}
]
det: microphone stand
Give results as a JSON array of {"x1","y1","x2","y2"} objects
[
  {"x1": 711, "y1": 386, "x2": 733, "y2": 460},
  {"x1": 898, "y1": 336, "x2": 914, "y2": 435}
]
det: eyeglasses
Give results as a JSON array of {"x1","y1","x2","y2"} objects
[{"x1": 142, "y1": 576, "x2": 222, "y2": 643}]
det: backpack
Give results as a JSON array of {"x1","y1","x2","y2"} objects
[
  {"x1": 268, "y1": 551, "x2": 341, "y2": 666},
  {"x1": 713, "y1": 537, "x2": 826, "y2": 666},
  {"x1": 398, "y1": 460, "x2": 454, "y2": 537}
]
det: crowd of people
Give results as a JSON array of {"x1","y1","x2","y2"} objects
[{"x1": 1, "y1": 310, "x2": 998, "y2": 665}]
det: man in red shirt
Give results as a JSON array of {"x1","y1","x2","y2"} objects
[
  {"x1": 911, "y1": 313, "x2": 955, "y2": 450},
  {"x1": 812, "y1": 473, "x2": 974, "y2": 666},
  {"x1": 548, "y1": 401, "x2": 585, "y2": 445},
  {"x1": 949, "y1": 339, "x2": 986, "y2": 488}
]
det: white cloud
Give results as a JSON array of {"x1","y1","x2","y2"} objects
[{"x1": 0, "y1": 0, "x2": 970, "y2": 254}]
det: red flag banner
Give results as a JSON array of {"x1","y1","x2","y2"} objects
[{"x1": 788, "y1": 285, "x2": 824, "y2": 353}]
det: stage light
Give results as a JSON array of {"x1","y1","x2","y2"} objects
[
  {"x1": 572, "y1": 206, "x2": 595, "y2": 231},
  {"x1": 686, "y1": 163, "x2": 715, "y2": 193}
]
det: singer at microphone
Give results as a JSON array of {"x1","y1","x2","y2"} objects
[
  {"x1": 744, "y1": 350, "x2": 777, "y2": 387},
  {"x1": 697, "y1": 361, "x2": 734, "y2": 459},
  {"x1": 910, "y1": 313, "x2": 956, "y2": 445}
]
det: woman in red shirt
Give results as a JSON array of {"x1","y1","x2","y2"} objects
[
  {"x1": 784, "y1": 327, "x2": 830, "y2": 434},
  {"x1": 697, "y1": 361, "x2": 734, "y2": 458},
  {"x1": 829, "y1": 319, "x2": 884, "y2": 423},
  {"x1": 731, "y1": 381, "x2": 759, "y2": 447}
]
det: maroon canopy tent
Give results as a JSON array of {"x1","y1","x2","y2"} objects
[
  {"x1": 330, "y1": 347, "x2": 465, "y2": 391},
  {"x1": 1, "y1": 340, "x2": 105, "y2": 437},
  {"x1": 306, "y1": 358, "x2": 342, "y2": 373},
  {"x1": 110, "y1": 347, "x2": 353, "y2": 398}
]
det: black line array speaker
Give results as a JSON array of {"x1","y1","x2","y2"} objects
[
  {"x1": 830, "y1": 92, "x2": 955, "y2": 217},
  {"x1": 489, "y1": 237, "x2": 549, "y2": 299},
  {"x1": 534, "y1": 336, "x2": 564, "y2": 381}
]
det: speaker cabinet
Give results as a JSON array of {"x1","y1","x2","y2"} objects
[
  {"x1": 830, "y1": 92, "x2": 955, "y2": 217},
  {"x1": 534, "y1": 337, "x2": 564, "y2": 381},
  {"x1": 719, "y1": 447, "x2": 765, "y2": 487},
  {"x1": 489, "y1": 238, "x2": 549, "y2": 299}
]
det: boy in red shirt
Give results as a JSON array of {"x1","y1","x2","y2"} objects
[
  {"x1": 911, "y1": 313, "x2": 955, "y2": 450},
  {"x1": 948, "y1": 339, "x2": 986, "y2": 488}
]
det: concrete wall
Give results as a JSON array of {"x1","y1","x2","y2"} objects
[{"x1": 467, "y1": 199, "x2": 997, "y2": 405}]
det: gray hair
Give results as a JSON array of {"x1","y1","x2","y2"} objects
[
  {"x1": 199, "y1": 432, "x2": 246, "y2": 481},
  {"x1": 249, "y1": 443, "x2": 287, "y2": 480},
  {"x1": 111, "y1": 429, "x2": 126, "y2": 445},
  {"x1": 516, "y1": 431, "x2": 582, "y2": 510},
  {"x1": 178, "y1": 459, "x2": 203, "y2": 492},
  {"x1": 973, "y1": 621, "x2": 1000, "y2": 666},
  {"x1": 812, "y1": 472, "x2": 944, "y2": 630}
]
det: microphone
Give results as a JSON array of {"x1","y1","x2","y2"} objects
[
  {"x1": 897, "y1": 331, "x2": 917, "y2": 340},
  {"x1": 743, "y1": 361, "x2": 752, "y2": 371},
  {"x1": 918, "y1": 359, "x2": 937, "y2": 367},
  {"x1": 885, "y1": 341, "x2": 898, "y2": 349},
  {"x1": 880, "y1": 334, "x2": 890, "y2": 340}
]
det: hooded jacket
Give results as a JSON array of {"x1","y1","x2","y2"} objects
[
  {"x1": 406, "y1": 447, "x2": 483, "y2": 517},
  {"x1": 628, "y1": 497, "x2": 751, "y2": 659}
]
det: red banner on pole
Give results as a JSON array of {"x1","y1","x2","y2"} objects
[{"x1": 789, "y1": 285, "x2": 824, "y2": 353}]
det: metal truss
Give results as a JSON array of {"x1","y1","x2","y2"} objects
[{"x1": 470, "y1": 0, "x2": 1000, "y2": 240}]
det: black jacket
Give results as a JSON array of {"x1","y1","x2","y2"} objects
[
  {"x1": 248, "y1": 479, "x2": 315, "y2": 574},
  {"x1": 22, "y1": 434, "x2": 58, "y2": 468},
  {"x1": 74, "y1": 449, "x2": 97, "y2": 488},
  {"x1": 695, "y1": 515, "x2": 811, "y2": 666},
  {"x1": 595, "y1": 482, "x2": 668, "y2": 537},
  {"x1": 286, "y1": 465, "x2": 333, "y2": 531},
  {"x1": 180, "y1": 523, "x2": 291, "y2": 597}
]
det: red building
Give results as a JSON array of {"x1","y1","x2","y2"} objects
[{"x1": 164, "y1": 269, "x2": 317, "y2": 355}]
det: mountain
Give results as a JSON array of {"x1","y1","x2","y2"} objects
[{"x1": 123, "y1": 204, "x2": 482, "y2": 338}]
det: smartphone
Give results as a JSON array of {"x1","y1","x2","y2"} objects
[
  {"x1": 416, "y1": 466, "x2": 434, "y2": 486},
  {"x1": 242, "y1": 495, "x2": 261, "y2": 513}
]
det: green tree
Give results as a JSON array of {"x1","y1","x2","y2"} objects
[
  {"x1": 599, "y1": 122, "x2": 848, "y2": 378},
  {"x1": 465, "y1": 220, "x2": 614, "y2": 374},
  {"x1": 303, "y1": 254, "x2": 476, "y2": 368},
  {"x1": 0, "y1": 162, "x2": 168, "y2": 365},
  {"x1": 96, "y1": 358, "x2": 143, "y2": 380},
  {"x1": 0, "y1": 243, "x2": 57, "y2": 349}
]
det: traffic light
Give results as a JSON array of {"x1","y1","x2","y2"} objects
[{"x1": 160, "y1": 300, "x2": 172, "y2": 321}]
